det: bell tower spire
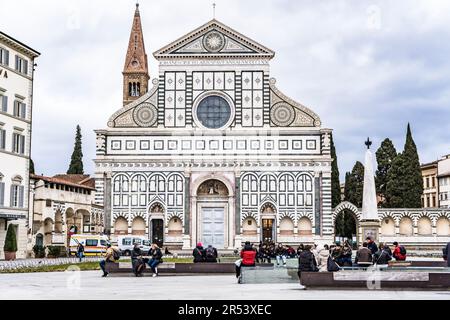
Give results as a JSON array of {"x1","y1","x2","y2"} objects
[{"x1": 122, "y1": 2, "x2": 149, "y2": 106}]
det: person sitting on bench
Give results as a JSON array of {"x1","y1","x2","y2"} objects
[
  {"x1": 148, "y1": 243, "x2": 163, "y2": 277},
  {"x1": 193, "y1": 242, "x2": 206, "y2": 263}
]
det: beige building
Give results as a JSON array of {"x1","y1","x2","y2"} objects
[
  {"x1": 421, "y1": 161, "x2": 439, "y2": 208},
  {"x1": 0, "y1": 31, "x2": 40, "y2": 259},
  {"x1": 29, "y1": 174, "x2": 104, "y2": 251},
  {"x1": 438, "y1": 154, "x2": 450, "y2": 209}
]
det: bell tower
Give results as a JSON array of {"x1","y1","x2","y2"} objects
[{"x1": 122, "y1": 3, "x2": 149, "y2": 106}]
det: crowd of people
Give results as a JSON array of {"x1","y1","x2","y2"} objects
[{"x1": 96, "y1": 237, "x2": 450, "y2": 279}]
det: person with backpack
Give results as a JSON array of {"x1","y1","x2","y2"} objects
[
  {"x1": 99, "y1": 243, "x2": 120, "y2": 277},
  {"x1": 193, "y1": 242, "x2": 206, "y2": 263},
  {"x1": 373, "y1": 243, "x2": 392, "y2": 266},
  {"x1": 148, "y1": 243, "x2": 163, "y2": 277},
  {"x1": 205, "y1": 244, "x2": 218, "y2": 263},
  {"x1": 392, "y1": 241, "x2": 407, "y2": 261}
]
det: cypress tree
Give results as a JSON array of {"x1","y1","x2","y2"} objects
[
  {"x1": 67, "y1": 125, "x2": 84, "y2": 174},
  {"x1": 3, "y1": 224, "x2": 18, "y2": 252},
  {"x1": 401, "y1": 123, "x2": 423, "y2": 208},
  {"x1": 330, "y1": 133, "x2": 341, "y2": 208},
  {"x1": 29, "y1": 159, "x2": 35, "y2": 174},
  {"x1": 375, "y1": 138, "x2": 397, "y2": 207},
  {"x1": 344, "y1": 161, "x2": 365, "y2": 207},
  {"x1": 386, "y1": 153, "x2": 406, "y2": 208}
]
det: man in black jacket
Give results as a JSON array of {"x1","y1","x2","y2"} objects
[
  {"x1": 366, "y1": 237, "x2": 378, "y2": 255},
  {"x1": 193, "y1": 242, "x2": 206, "y2": 263}
]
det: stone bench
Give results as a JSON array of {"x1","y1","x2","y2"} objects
[
  {"x1": 299, "y1": 269, "x2": 450, "y2": 289},
  {"x1": 108, "y1": 262, "x2": 273, "y2": 274},
  {"x1": 240, "y1": 266, "x2": 299, "y2": 284}
]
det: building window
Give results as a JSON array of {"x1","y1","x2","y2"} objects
[
  {"x1": 1, "y1": 94, "x2": 7, "y2": 112},
  {"x1": 196, "y1": 95, "x2": 232, "y2": 129},
  {"x1": 0, "y1": 128, "x2": 5, "y2": 150},
  {"x1": 0, "y1": 47, "x2": 9, "y2": 66},
  {"x1": 10, "y1": 184, "x2": 24, "y2": 208},
  {"x1": 426, "y1": 177, "x2": 429, "y2": 189},
  {"x1": 129, "y1": 82, "x2": 140, "y2": 97},
  {"x1": 12, "y1": 133, "x2": 25, "y2": 154},
  {"x1": 46, "y1": 199, "x2": 52, "y2": 207},
  {"x1": 0, "y1": 174, "x2": 5, "y2": 206},
  {"x1": 15, "y1": 55, "x2": 28, "y2": 75},
  {"x1": 13, "y1": 101, "x2": 26, "y2": 118}
]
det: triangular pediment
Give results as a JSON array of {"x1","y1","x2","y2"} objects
[{"x1": 153, "y1": 19, "x2": 275, "y2": 59}]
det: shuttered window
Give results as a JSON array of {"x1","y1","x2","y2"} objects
[
  {"x1": 9, "y1": 185, "x2": 24, "y2": 207},
  {"x1": 0, "y1": 182, "x2": 5, "y2": 206},
  {"x1": 0, "y1": 128, "x2": 5, "y2": 149},
  {"x1": 1, "y1": 95, "x2": 7, "y2": 112},
  {"x1": 15, "y1": 55, "x2": 28, "y2": 75},
  {"x1": 0, "y1": 47, "x2": 9, "y2": 66},
  {"x1": 12, "y1": 133, "x2": 25, "y2": 154},
  {"x1": 13, "y1": 101, "x2": 26, "y2": 118}
]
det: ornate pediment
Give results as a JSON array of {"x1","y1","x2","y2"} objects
[
  {"x1": 107, "y1": 78, "x2": 159, "y2": 128},
  {"x1": 269, "y1": 78, "x2": 321, "y2": 127},
  {"x1": 153, "y1": 19, "x2": 274, "y2": 59}
]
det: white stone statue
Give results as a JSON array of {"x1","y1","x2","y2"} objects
[{"x1": 361, "y1": 139, "x2": 378, "y2": 220}]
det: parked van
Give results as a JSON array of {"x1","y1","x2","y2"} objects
[
  {"x1": 117, "y1": 235, "x2": 151, "y2": 256},
  {"x1": 69, "y1": 234, "x2": 110, "y2": 256}
]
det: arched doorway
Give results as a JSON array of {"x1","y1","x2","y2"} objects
[
  {"x1": 114, "y1": 216, "x2": 128, "y2": 235},
  {"x1": 197, "y1": 179, "x2": 229, "y2": 249},
  {"x1": 260, "y1": 202, "x2": 276, "y2": 243},
  {"x1": 149, "y1": 203, "x2": 164, "y2": 247},
  {"x1": 334, "y1": 210, "x2": 357, "y2": 247}
]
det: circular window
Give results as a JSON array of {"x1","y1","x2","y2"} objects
[{"x1": 196, "y1": 95, "x2": 232, "y2": 129}]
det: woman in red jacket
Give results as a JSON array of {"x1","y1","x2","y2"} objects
[{"x1": 236, "y1": 241, "x2": 257, "y2": 281}]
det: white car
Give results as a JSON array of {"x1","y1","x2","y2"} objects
[{"x1": 117, "y1": 235, "x2": 151, "y2": 256}]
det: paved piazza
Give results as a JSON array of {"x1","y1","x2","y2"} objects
[{"x1": 0, "y1": 271, "x2": 449, "y2": 300}]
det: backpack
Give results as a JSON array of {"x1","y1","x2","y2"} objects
[
  {"x1": 112, "y1": 248, "x2": 121, "y2": 261},
  {"x1": 206, "y1": 247, "x2": 215, "y2": 258},
  {"x1": 327, "y1": 256, "x2": 340, "y2": 272},
  {"x1": 399, "y1": 246, "x2": 406, "y2": 255}
]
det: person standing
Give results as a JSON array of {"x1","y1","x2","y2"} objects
[
  {"x1": 193, "y1": 242, "x2": 205, "y2": 263},
  {"x1": 392, "y1": 242, "x2": 407, "y2": 261},
  {"x1": 236, "y1": 241, "x2": 257, "y2": 283},
  {"x1": 76, "y1": 242, "x2": 84, "y2": 262},
  {"x1": 355, "y1": 242, "x2": 373, "y2": 268},
  {"x1": 341, "y1": 240, "x2": 353, "y2": 267},
  {"x1": 275, "y1": 243, "x2": 287, "y2": 267},
  {"x1": 148, "y1": 243, "x2": 163, "y2": 277},
  {"x1": 366, "y1": 237, "x2": 378, "y2": 255}
]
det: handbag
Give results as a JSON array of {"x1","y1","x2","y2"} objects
[{"x1": 235, "y1": 259, "x2": 242, "y2": 267}]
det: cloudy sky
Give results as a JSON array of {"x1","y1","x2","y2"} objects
[{"x1": 2, "y1": 0, "x2": 449, "y2": 181}]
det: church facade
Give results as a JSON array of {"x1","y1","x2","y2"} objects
[{"x1": 94, "y1": 5, "x2": 334, "y2": 249}]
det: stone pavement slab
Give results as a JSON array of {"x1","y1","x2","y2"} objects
[{"x1": 0, "y1": 271, "x2": 450, "y2": 300}]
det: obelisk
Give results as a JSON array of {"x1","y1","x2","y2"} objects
[{"x1": 360, "y1": 138, "x2": 380, "y2": 244}]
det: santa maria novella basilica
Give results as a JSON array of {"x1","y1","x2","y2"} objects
[{"x1": 94, "y1": 4, "x2": 333, "y2": 250}]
